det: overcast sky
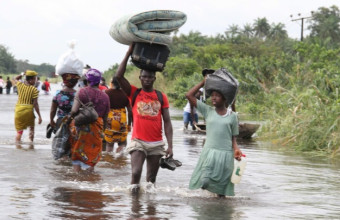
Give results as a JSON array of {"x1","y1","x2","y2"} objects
[{"x1": 1, "y1": 0, "x2": 339, "y2": 72}]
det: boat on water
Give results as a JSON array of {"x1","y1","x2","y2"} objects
[{"x1": 185, "y1": 122, "x2": 260, "y2": 139}]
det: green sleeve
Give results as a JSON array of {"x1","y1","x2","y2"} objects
[
  {"x1": 231, "y1": 113, "x2": 239, "y2": 136},
  {"x1": 196, "y1": 100, "x2": 209, "y2": 119}
]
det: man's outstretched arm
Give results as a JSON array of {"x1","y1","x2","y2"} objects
[{"x1": 115, "y1": 44, "x2": 134, "y2": 96}]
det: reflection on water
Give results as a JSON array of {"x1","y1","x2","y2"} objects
[
  {"x1": 15, "y1": 143, "x2": 34, "y2": 150},
  {"x1": 1, "y1": 83, "x2": 340, "y2": 219},
  {"x1": 130, "y1": 194, "x2": 158, "y2": 219},
  {"x1": 50, "y1": 187, "x2": 116, "y2": 219},
  {"x1": 99, "y1": 153, "x2": 128, "y2": 169},
  {"x1": 189, "y1": 199, "x2": 241, "y2": 220},
  {"x1": 183, "y1": 137, "x2": 199, "y2": 146}
]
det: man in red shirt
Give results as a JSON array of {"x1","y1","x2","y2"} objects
[
  {"x1": 116, "y1": 44, "x2": 173, "y2": 194},
  {"x1": 43, "y1": 78, "x2": 51, "y2": 95},
  {"x1": 98, "y1": 77, "x2": 109, "y2": 91}
]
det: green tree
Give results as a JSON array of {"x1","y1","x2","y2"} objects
[
  {"x1": 308, "y1": 5, "x2": 340, "y2": 45},
  {"x1": 268, "y1": 23, "x2": 288, "y2": 41},
  {"x1": 0, "y1": 44, "x2": 16, "y2": 73},
  {"x1": 16, "y1": 59, "x2": 54, "y2": 76},
  {"x1": 170, "y1": 31, "x2": 209, "y2": 57},
  {"x1": 163, "y1": 56, "x2": 200, "y2": 80},
  {"x1": 253, "y1": 17, "x2": 271, "y2": 39},
  {"x1": 241, "y1": 23, "x2": 254, "y2": 39},
  {"x1": 225, "y1": 24, "x2": 240, "y2": 39}
]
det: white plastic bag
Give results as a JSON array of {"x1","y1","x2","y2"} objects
[
  {"x1": 55, "y1": 40, "x2": 84, "y2": 76},
  {"x1": 231, "y1": 155, "x2": 247, "y2": 184}
]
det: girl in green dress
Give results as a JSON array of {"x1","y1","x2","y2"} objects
[{"x1": 186, "y1": 77, "x2": 242, "y2": 197}]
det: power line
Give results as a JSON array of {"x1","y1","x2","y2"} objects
[{"x1": 290, "y1": 14, "x2": 313, "y2": 41}]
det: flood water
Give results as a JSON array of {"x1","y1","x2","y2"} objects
[{"x1": 1, "y1": 83, "x2": 340, "y2": 219}]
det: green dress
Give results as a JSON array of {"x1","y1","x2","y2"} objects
[{"x1": 189, "y1": 101, "x2": 239, "y2": 196}]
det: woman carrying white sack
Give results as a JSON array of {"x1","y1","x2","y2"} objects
[{"x1": 48, "y1": 41, "x2": 83, "y2": 138}]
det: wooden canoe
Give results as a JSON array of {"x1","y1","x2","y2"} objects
[{"x1": 186, "y1": 122, "x2": 260, "y2": 139}]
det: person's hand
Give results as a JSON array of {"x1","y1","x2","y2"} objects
[
  {"x1": 204, "y1": 74, "x2": 208, "y2": 81},
  {"x1": 65, "y1": 115, "x2": 72, "y2": 125},
  {"x1": 127, "y1": 43, "x2": 134, "y2": 55},
  {"x1": 50, "y1": 120, "x2": 56, "y2": 128},
  {"x1": 165, "y1": 147, "x2": 173, "y2": 158},
  {"x1": 234, "y1": 147, "x2": 242, "y2": 161},
  {"x1": 38, "y1": 116, "x2": 42, "y2": 124},
  {"x1": 127, "y1": 125, "x2": 131, "y2": 132},
  {"x1": 192, "y1": 122, "x2": 198, "y2": 130}
]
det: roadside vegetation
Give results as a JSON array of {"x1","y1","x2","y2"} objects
[{"x1": 1, "y1": 5, "x2": 339, "y2": 156}]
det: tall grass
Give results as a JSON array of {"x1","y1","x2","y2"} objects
[{"x1": 259, "y1": 72, "x2": 340, "y2": 156}]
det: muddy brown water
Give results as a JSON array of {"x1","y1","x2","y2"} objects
[{"x1": 0, "y1": 83, "x2": 339, "y2": 219}]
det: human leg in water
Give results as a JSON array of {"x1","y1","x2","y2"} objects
[
  {"x1": 130, "y1": 150, "x2": 146, "y2": 194},
  {"x1": 146, "y1": 154, "x2": 162, "y2": 184},
  {"x1": 28, "y1": 126, "x2": 35, "y2": 142},
  {"x1": 106, "y1": 142, "x2": 114, "y2": 152},
  {"x1": 201, "y1": 176, "x2": 210, "y2": 190},
  {"x1": 116, "y1": 140, "x2": 127, "y2": 154},
  {"x1": 16, "y1": 130, "x2": 23, "y2": 143}
]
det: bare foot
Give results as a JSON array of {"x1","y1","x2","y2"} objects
[{"x1": 116, "y1": 146, "x2": 124, "y2": 154}]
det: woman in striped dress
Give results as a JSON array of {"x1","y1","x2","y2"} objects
[{"x1": 14, "y1": 70, "x2": 42, "y2": 143}]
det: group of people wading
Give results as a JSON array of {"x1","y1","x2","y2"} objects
[{"x1": 13, "y1": 44, "x2": 242, "y2": 197}]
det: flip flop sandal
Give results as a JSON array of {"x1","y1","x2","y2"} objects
[
  {"x1": 46, "y1": 124, "x2": 56, "y2": 139},
  {"x1": 166, "y1": 157, "x2": 182, "y2": 167},
  {"x1": 46, "y1": 124, "x2": 53, "y2": 139},
  {"x1": 171, "y1": 159, "x2": 182, "y2": 167},
  {"x1": 159, "y1": 157, "x2": 176, "y2": 171}
]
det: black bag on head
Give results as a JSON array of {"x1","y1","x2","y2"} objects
[
  {"x1": 204, "y1": 68, "x2": 239, "y2": 105},
  {"x1": 131, "y1": 42, "x2": 170, "y2": 72}
]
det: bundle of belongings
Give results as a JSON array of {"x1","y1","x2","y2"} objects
[
  {"x1": 109, "y1": 10, "x2": 187, "y2": 71},
  {"x1": 55, "y1": 40, "x2": 83, "y2": 76},
  {"x1": 204, "y1": 68, "x2": 239, "y2": 115}
]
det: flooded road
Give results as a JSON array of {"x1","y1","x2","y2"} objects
[{"x1": 0, "y1": 83, "x2": 340, "y2": 219}]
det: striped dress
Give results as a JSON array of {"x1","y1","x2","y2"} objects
[
  {"x1": 16, "y1": 81, "x2": 39, "y2": 104},
  {"x1": 14, "y1": 81, "x2": 39, "y2": 130}
]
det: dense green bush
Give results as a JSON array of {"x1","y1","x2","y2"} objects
[{"x1": 166, "y1": 30, "x2": 340, "y2": 156}]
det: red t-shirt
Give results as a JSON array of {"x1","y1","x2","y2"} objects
[
  {"x1": 44, "y1": 81, "x2": 50, "y2": 91},
  {"x1": 99, "y1": 85, "x2": 108, "y2": 91},
  {"x1": 129, "y1": 85, "x2": 169, "y2": 142}
]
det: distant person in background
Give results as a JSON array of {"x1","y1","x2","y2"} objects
[
  {"x1": 104, "y1": 77, "x2": 132, "y2": 154},
  {"x1": 5, "y1": 77, "x2": 12, "y2": 94},
  {"x1": 78, "y1": 64, "x2": 91, "y2": 88},
  {"x1": 43, "y1": 78, "x2": 51, "y2": 95},
  {"x1": 35, "y1": 76, "x2": 41, "y2": 93},
  {"x1": 14, "y1": 70, "x2": 42, "y2": 144},
  {"x1": 0, "y1": 76, "x2": 4, "y2": 94},
  {"x1": 183, "y1": 88, "x2": 203, "y2": 130},
  {"x1": 99, "y1": 77, "x2": 109, "y2": 91},
  {"x1": 12, "y1": 78, "x2": 18, "y2": 95}
]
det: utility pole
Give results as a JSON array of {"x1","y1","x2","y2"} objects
[{"x1": 290, "y1": 14, "x2": 313, "y2": 41}]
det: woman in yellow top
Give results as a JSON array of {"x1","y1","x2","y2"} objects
[{"x1": 14, "y1": 70, "x2": 42, "y2": 143}]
